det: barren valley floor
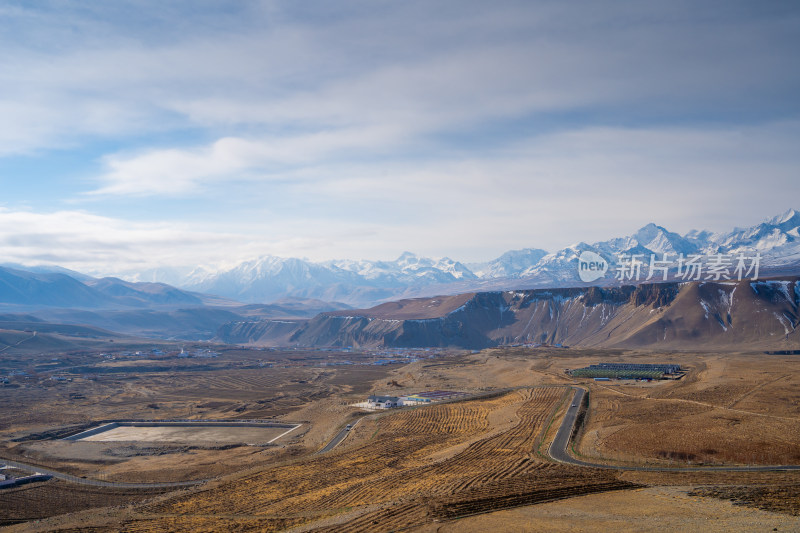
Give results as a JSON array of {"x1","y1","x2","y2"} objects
[{"x1": 1, "y1": 346, "x2": 799, "y2": 531}]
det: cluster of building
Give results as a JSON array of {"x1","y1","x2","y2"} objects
[
  {"x1": 366, "y1": 390, "x2": 470, "y2": 409},
  {"x1": 0, "y1": 370, "x2": 26, "y2": 384},
  {"x1": 0, "y1": 464, "x2": 52, "y2": 490},
  {"x1": 99, "y1": 347, "x2": 221, "y2": 360},
  {"x1": 568, "y1": 362, "x2": 683, "y2": 380},
  {"x1": 501, "y1": 342, "x2": 569, "y2": 349},
  {"x1": 178, "y1": 348, "x2": 220, "y2": 358}
]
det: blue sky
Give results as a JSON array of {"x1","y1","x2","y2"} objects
[{"x1": 0, "y1": 0, "x2": 799, "y2": 275}]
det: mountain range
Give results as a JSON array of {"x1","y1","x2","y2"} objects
[
  {"x1": 0, "y1": 209, "x2": 797, "y2": 346},
  {"x1": 127, "y1": 208, "x2": 800, "y2": 308},
  {"x1": 0, "y1": 266, "x2": 348, "y2": 340},
  {"x1": 223, "y1": 277, "x2": 800, "y2": 350}
]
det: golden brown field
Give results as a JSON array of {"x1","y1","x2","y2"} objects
[
  {"x1": 3, "y1": 347, "x2": 800, "y2": 531},
  {"x1": 575, "y1": 354, "x2": 800, "y2": 465},
  {"x1": 411, "y1": 485, "x2": 800, "y2": 532},
  {"x1": 0, "y1": 351, "x2": 393, "y2": 485},
  {"x1": 81, "y1": 388, "x2": 630, "y2": 532}
]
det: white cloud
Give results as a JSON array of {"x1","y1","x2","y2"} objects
[
  {"x1": 89, "y1": 123, "x2": 405, "y2": 195},
  {"x1": 0, "y1": 114, "x2": 798, "y2": 279},
  {"x1": 1, "y1": 1, "x2": 797, "y2": 157},
  {"x1": 0, "y1": 2, "x2": 798, "y2": 271},
  {"x1": 0, "y1": 209, "x2": 239, "y2": 274},
  {"x1": 90, "y1": 119, "x2": 800, "y2": 243},
  {"x1": 276, "y1": 120, "x2": 800, "y2": 258}
]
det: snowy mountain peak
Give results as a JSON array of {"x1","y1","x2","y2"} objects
[
  {"x1": 141, "y1": 208, "x2": 800, "y2": 307},
  {"x1": 468, "y1": 248, "x2": 548, "y2": 278},
  {"x1": 684, "y1": 229, "x2": 714, "y2": 248},
  {"x1": 635, "y1": 222, "x2": 660, "y2": 236},
  {"x1": 769, "y1": 208, "x2": 800, "y2": 228},
  {"x1": 632, "y1": 222, "x2": 672, "y2": 244},
  {"x1": 629, "y1": 223, "x2": 697, "y2": 255}
]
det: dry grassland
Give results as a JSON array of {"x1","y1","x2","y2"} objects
[
  {"x1": 73, "y1": 388, "x2": 631, "y2": 532},
  {"x1": 4, "y1": 347, "x2": 800, "y2": 531},
  {"x1": 411, "y1": 485, "x2": 800, "y2": 532},
  {"x1": 0, "y1": 480, "x2": 168, "y2": 528},
  {"x1": 576, "y1": 354, "x2": 800, "y2": 465},
  {"x1": 0, "y1": 363, "x2": 392, "y2": 484},
  {"x1": 382, "y1": 348, "x2": 800, "y2": 468}
]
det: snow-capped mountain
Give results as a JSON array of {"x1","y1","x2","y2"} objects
[
  {"x1": 495, "y1": 225, "x2": 702, "y2": 288},
  {"x1": 177, "y1": 253, "x2": 479, "y2": 307},
  {"x1": 467, "y1": 248, "x2": 548, "y2": 278},
  {"x1": 120, "y1": 265, "x2": 199, "y2": 287},
  {"x1": 185, "y1": 256, "x2": 362, "y2": 304},
  {"x1": 506, "y1": 210, "x2": 800, "y2": 288},
  {"x1": 711, "y1": 209, "x2": 800, "y2": 255},
  {"x1": 598, "y1": 223, "x2": 699, "y2": 257},
  {"x1": 711, "y1": 209, "x2": 800, "y2": 270},
  {"x1": 327, "y1": 252, "x2": 476, "y2": 284},
  {"x1": 126, "y1": 209, "x2": 800, "y2": 307}
]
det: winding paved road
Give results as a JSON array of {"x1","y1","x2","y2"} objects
[
  {"x1": 317, "y1": 417, "x2": 363, "y2": 455},
  {"x1": 8, "y1": 385, "x2": 798, "y2": 490},
  {"x1": 549, "y1": 386, "x2": 800, "y2": 472}
]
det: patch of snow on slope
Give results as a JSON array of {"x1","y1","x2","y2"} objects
[
  {"x1": 700, "y1": 300, "x2": 710, "y2": 319},
  {"x1": 770, "y1": 281, "x2": 794, "y2": 306},
  {"x1": 774, "y1": 313, "x2": 792, "y2": 335},
  {"x1": 447, "y1": 303, "x2": 468, "y2": 315}
]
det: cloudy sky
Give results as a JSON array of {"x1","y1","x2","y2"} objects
[{"x1": 1, "y1": 0, "x2": 799, "y2": 275}]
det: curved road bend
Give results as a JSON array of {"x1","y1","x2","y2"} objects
[
  {"x1": 317, "y1": 417, "x2": 364, "y2": 455},
  {"x1": 549, "y1": 387, "x2": 800, "y2": 473},
  {"x1": 1, "y1": 458, "x2": 207, "y2": 489}
]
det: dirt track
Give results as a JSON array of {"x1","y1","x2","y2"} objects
[{"x1": 1, "y1": 458, "x2": 206, "y2": 489}]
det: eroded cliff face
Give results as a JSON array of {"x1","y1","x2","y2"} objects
[
  {"x1": 218, "y1": 279, "x2": 800, "y2": 350},
  {"x1": 216, "y1": 319, "x2": 302, "y2": 346}
]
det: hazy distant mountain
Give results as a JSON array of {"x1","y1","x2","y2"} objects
[
  {"x1": 180, "y1": 252, "x2": 477, "y2": 307},
  {"x1": 467, "y1": 248, "x2": 548, "y2": 278},
  {"x1": 0, "y1": 210, "x2": 797, "y2": 343},
  {"x1": 156, "y1": 209, "x2": 800, "y2": 307},
  {"x1": 0, "y1": 263, "x2": 96, "y2": 282},
  {"x1": 0, "y1": 267, "x2": 202, "y2": 309},
  {"x1": 2, "y1": 209, "x2": 798, "y2": 310},
  {"x1": 0, "y1": 267, "x2": 113, "y2": 308},
  {"x1": 0, "y1": 267, "x2": 350, "y2": 340},
  {"x1": 117, "y1": 265, "x2": 198, "y2": 287},
  {"x1": 85, "y1": 278, "x2": 203, "y2": 307},
  {"x1": 185, "y1": 256, "x2": 365, "y2": 304},
  {"x1": 327, "y1": 252, "x2": 477, "y2": 283},
  {"x1": 28, "y1": 306, "x2": 243, "y2": 341}
]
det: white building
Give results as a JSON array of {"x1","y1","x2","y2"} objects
[{"x1": 367, "y1": 395, "x2": 399, "y2": 409}]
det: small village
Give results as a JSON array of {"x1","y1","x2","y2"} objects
[{"x1": 359, "y1": 390, "x2": 471, "y2": 410}]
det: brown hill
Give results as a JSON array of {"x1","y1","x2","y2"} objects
[{"x1": 225, "y1": 278, "x2": 800, "y2": 350}]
